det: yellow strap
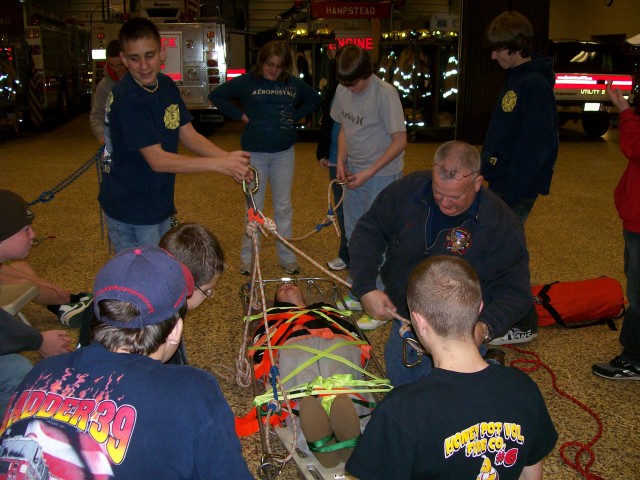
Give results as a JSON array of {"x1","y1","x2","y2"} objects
[{"x1": 253, "y1": 374, "x2": 393, "y2": 408}]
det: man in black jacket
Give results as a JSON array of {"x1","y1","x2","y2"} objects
[{"x1": 349, "y1": 141, "x2": 535, "y2": 386}]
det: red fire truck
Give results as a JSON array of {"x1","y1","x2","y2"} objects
[
  {"x1": 90, "y1": 15, "x2": 228, "y2": 128},
  {"x1": 0, "y1": 0, "x2": 91, "y2": 131}
]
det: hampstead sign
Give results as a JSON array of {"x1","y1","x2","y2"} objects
[{"x1": 310, "y1": 1, "x2": 392, "y2": 19}]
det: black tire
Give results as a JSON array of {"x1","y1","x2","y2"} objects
[{"x1": 582, "y1": 112, "x2": 610, "y2": 138}]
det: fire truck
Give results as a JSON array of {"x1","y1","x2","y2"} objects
[
  {"x1": 90, "y1": 2, "x2": 228, "y2": 127},
  {"x1": 0, "y1": 0, "x2": 91, "y2": 131}
]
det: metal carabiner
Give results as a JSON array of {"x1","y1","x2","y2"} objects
[
  {"x1": 242, "y1": 166, "x2": 262, "y2": 223},
  {"x1": 242, "y1": 166, "x2": 259, "y2": 210},
  {"x1": 402, "y1": 336, "x2": 423, "y2": 368}
]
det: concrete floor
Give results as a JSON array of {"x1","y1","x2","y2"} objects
[{"x1": 1, "y1": 113, "x2": 638, "y2": 479}]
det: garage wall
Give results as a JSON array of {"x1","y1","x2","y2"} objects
[
  {"x1": 550, "y1": 0, "x2": 640, "y2": 41},
  {"x1": 246, "y1": 0, "x2": 457, "y2": 34}
]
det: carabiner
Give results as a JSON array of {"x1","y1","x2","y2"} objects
[{"x1": 402, "y1": 336, "x2": 423, "y2": 368}]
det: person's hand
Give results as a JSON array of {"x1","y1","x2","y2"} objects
[
  {"x1": 318, "y1": 158, "x2": 329, "y2": 169},
  {"x1": 336, "y1": 160, "x2": 347, "y2": 182},
  {"x1": 241, "y1": 114, "x2": 249, "y2": 125},
  {"x1": 39, "y1": 330, "x2": 72, "y2": 357},
  {"x1": 360, "y1": 290, "x2": 396, "y2": 321},
  {"x1": 473, "y1": 321, "x2": 490, "y2": 348},
  {"x1": 99, "y1": 135, "x2": 105, "y2": 145},
  {"x1": 607, "y1": 80, "x2": 631, "y2": 112},
  {"x1": 345, "y1": 169, "x2": 373, "y2": 190},
  {"x1": 215, "y1": 150, "x2": 252, "y2": 183}
]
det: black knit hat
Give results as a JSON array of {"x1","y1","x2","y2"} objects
[{"x1": 0, "y1": 190, "x2": 34, "y2": 242}]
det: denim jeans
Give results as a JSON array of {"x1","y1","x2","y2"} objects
[
  {"x1": 241, "y1": 146, "x2": 297, "y2": 266},
  {"x1": 343, "y1": 172, "x2": 403, "y2": 241},
  {"x1": 0, "y1": 354, "x2": 32, "y2": 412},
  {"x1": 104, "y1": 214, "x2": 172, "y2": 253},
  {"x1": 621, "y1": 229, "x2": 640, "y2": 363},
  {"x1": 384, "y1": 321, "x2": 488, "y2": 387}
]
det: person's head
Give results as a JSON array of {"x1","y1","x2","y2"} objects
[
  {"x1": 335, "y1": 45, "x2": 373, "y2": 93},
  {"x1": 118, "y1": 17, "x2": 164, "y2": 87},
  {"x1": 431, "y1": 141, "x2": 483, "y2": 217},
  {"x1": 485, "y1": 11, "x2": 533, "y2": 69},
  {"x1": 407, "y1": 256, "x2": 482, "y2": 348},
  {"x1": 92, "y1": 246, "x2": 194, "y2": 362},
  {"x1": 106, "y1": 39, "x2": 127, "y2": 79},
  {"x1": 273, "y1": 283, "x2": 305, "y2": 308},
  {"x1": 0, "y1": 190, "x2": 35, "y2": 262},
  {"x1": 160, "y1": 223, "x2": 225, "y2": 310},
  {"x1": 253, "y1": 40, "x2": 294, "y2": 82}
]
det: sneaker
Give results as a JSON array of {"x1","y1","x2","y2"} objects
[
  {"x1": 342, "y1": 295, "x2": 362, "y2": 311},
  {"x1": 356, "y1": 313, "x2": 389, "y2": 331},
  {"x1": 592, "y1": 355, "x2": 640, "y2": 380},
  {"x1": 240, "y1": 263, "x2": 251, "y2": 275},
  {"x1": 58, "y1": 294, "x2": 94, "y2": 328},
  {"x1": 327, "y1": 257, "x2": 347, "y2": 271},
  {"x1": 282, "y1": 263, "x2": 300, "y2": 275},
  {"x1": 489, "y1": 328, "x2": 537, "y2": 345}
]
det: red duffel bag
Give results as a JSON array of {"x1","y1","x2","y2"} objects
[{"x1": 532, "y1": 277, "x2": 626, "y2": 329}]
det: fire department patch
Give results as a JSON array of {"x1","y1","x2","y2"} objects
[
  {"x1": 164, "y1": 104, "x2": 180, "y2": 130},
  {"x1": 446, "y1": 228, "x2": 471, "y2": 255},
  {"x1": 502, "y1": 90, "x2": 517, "y2": 112}
]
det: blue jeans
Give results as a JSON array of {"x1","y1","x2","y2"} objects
[
  {"x1": 343, "y1": 172, "x2": 403, "y2": 241},
  {"x1": 384, "y1": 321, "x2": 488, "y2": 387},
  {"x1": 104, "y1": 214, "x2": 172, "y2": 253},
  {"x1": 0, "y1": 354, "x2": 32, "y2": 412},
  {"x1": 621, "y1": 229, "x2": 640, "y2": 363},
  {"x1": 241, "y1": 146, "x2": 297, "y2": 266}
]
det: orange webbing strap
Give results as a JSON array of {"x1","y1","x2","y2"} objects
[
  {"x1": 249, "y1": 307, "x2": 370, "y2": 380},
  {"x1": 235, "y1": 405, "x2": 289, "y2": 437}
]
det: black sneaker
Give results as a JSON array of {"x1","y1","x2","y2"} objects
[
  {"x1": 58, "y1": 294, "x2": 94, "y2": 328},
  {"x1": 592, "y1": 355, "x2": 640, "y2": 380},
  {"x1": 489, "y1": 328, "x2": 537, "y2": 345},
  {"x1": 490, "y1": 306, "x2": 538, "y2": 345}
]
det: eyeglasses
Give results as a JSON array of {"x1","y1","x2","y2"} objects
[
  {"x1": 434, "y1": 164, "x2": 479, "y2": 180},
  {"x1": 195, "y1": 285, "x2": 213, "y2": 299}
]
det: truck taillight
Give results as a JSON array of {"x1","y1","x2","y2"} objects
[
  {"x1": 25, "y1": 28, "x2": 40, "y2": 39},
  {"x1": 97, "y1": 33, "x2": 106, "y2": 39},
  {"x1": 206, "y1": 31, "x2": 215, "y2": 39}
]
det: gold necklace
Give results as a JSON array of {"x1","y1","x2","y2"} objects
[{"x1": 133, "y1": 77, "x2": 159, "y2": 93}]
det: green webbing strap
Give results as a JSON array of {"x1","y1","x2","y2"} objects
[
  {"x1": 309, "y1": 436, "x2": 360, "y2": 453},
  {"x1": 249, "y1": 340, "x2": 373, "y2": 384},
  {"x1": 253, "y1": 374, "x2": 393, "y2": 408}
]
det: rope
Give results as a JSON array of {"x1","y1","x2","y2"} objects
[
  {"x1": 505, "y1": 345, "x2": 605, "y2": 480},
  {"x1": 288, "y1": 179, "x2": 346, "y2": 241},
  {"x1": 235, "y1": 220, "x2": 298, "y2": 465},
  {"x1": 29, "y1": 147, "x2": 104, "y2": 206}
]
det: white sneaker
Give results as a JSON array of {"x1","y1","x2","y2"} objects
[
  {"x1": 356, "y1": 313, "x2": 389, "y2": 331},
  {"x1": 327, "y1": 257, "x2": 347, "y2": 271},
  {"x1": 342, "y1": 295, "x2": 362, "y2": 311},
  {"x1": 489, "y1": 328, "x2": 538, "y2": 345}
]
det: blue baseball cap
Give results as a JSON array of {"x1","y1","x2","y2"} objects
[{"x1": 94, "y1": 246, "x2": 194, "y2": 328}]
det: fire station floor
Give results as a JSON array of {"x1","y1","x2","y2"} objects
[{"x1": 2, "y1": 113, "x2": 637, "y2": 479}]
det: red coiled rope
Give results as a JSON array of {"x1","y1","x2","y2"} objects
[{"x1": 505, "y1": 344, "x2": 605, "y2": 480}]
